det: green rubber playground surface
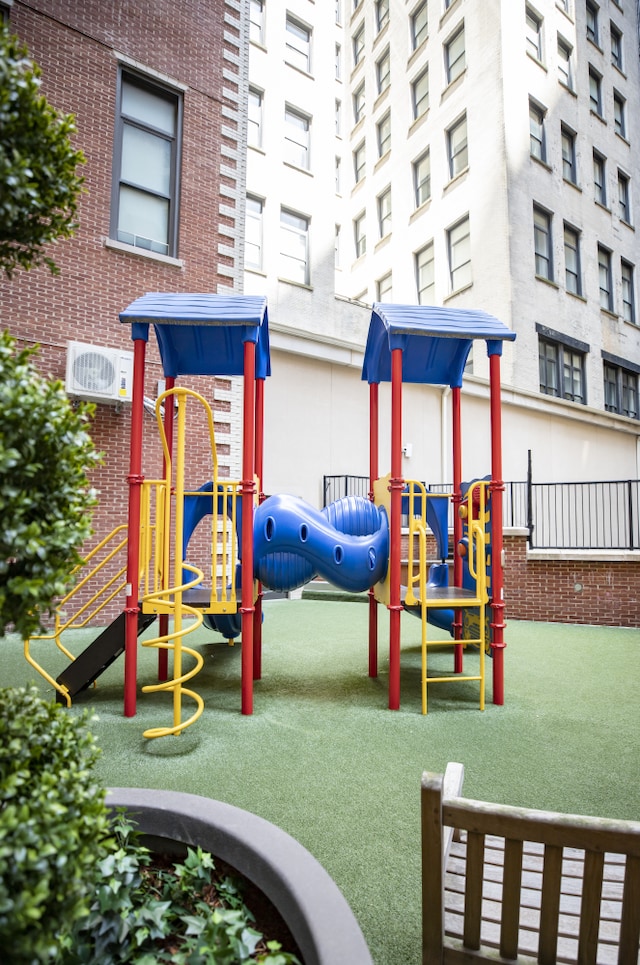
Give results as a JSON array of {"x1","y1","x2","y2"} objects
[{"x1": 5, "y1": 599, "x2": 640, "y2": 965}]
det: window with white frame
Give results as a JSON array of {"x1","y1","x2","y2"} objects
[
  {"x1": 533, "y1": 205, "x2": 553, "y2": 281},
  {"x1": 415, "y1": 241, "x2": 435, "y2": 303},
  {"x1": 593, "y1": 150, "x2": 607, "y2": 205},
  {"x1": 621, "y1": 259, "x2": 636, "y2": 324},
  {"x1": 563, "y1": 223, "x2": 582, "y2": 295},
  {"x1": 538, "y1": 326, "x2": 587, "y2": 402},
  {"x1": 245, "y1": 195, "x2": 264, "y2": 271},
  {"x1": 353, "y1": 82, "x2": 365, "y2": 124},
  {"x1": 335, "y1": 99, "x2": 342, "y2": 136},
  {"x1": 377, "y1": 187, "x2": 392, "y2": 238},
  {"x1": 336, "y1": 0, "x2": 342, "y2": 25},
  {"x1": 586, "y1": 1, "x2": 599, "y2": 45},
  {"x1": 279, "y1": 208, "x2": 309, "y2": 284},
  {"x1": 112, "y1": 70, "x2": 182, "y2": 257},
  {"x1": 335, "y1": 156, "x2": 341, "y2": 194},
  {"x1": 413, "y1": 149, "x2": 431, "y2": 207},
  {"x1": 598, "y1": 244, "x2": 614, "y2": 311},
  {"x1": 376, "y1": 48, "x2": 390, "y2": 94},
  {"x1": 618, "y1": 171, "x2": 631, "y2": 223},
  {"x1": 614, "y1": 91, "x2": 627, "y2": 138},
  {"x1": 248, "y1": 88, "x2": 263, "y2": 149},
  {"x1": 286, "y1": 16, "x2": 311, "y2": 72},
  {"x1": 249, "y1": 0, "x2": 265, "y2": 45},
  {"x1": 557, "y1": 35, "x2": 573, "y2": 89},
  {"x1": 445, "y1": 24, "x2": 465, "y2": 84},
  {"x1": 377, "y1": 112, "x2": 391, "y2": 158},
  {"x1": 375, "y1": 0, "x2": 389, "y2": 34},
  {"x1": 589, "y1": 66, "x2": 603, "y2": 116},
  {"x1": 411, "y1": 2, "x2": 428, "y2": 50},
  {"x1": 529, "y1": 101, "x2": 546, "y2": 162},
  {"x1": 354, "y1": 212, "x2": 366, "y2": 258},
  {"x1": 448, "y1": 215, "x2": 471, "y2": 291},
  {"x1": 603, "y1": 356, "x2": 639, "y2": 418},
  {"x1": 610, "y1": 21, "x2": 623, "y2": 70},
  {"x1": 335, "y1": 43, "x2": 342, "y2": 80},
  {"x1": 335, "y1": 224, "x2": 341, "y2": 269},
  {"x1": 561, "y1": 125, "x2": 577, "y2": 183},
  {"x1": 447, "y1": 114, "x2": 468, "y2": 178},
  {"x1": 411, "y1": 66, "x2": 429, "y2": 120},
  {"x1": 526, "y1": 6, "x2": 543, "y2": 61},
  {"x1": 353, "y1": 141, "x2": 366, "y2": 183},
  {"x1": 353, "y1": 23, "x2": 365, "y2": 66},
  {"x1": 284, "y1": 106, "x2": 310, "y2": 169},
  {"x1": 376, "y1": 271, "x2": 392, "y2": 300}
]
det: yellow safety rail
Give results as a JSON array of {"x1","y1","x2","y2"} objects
[
  {"x1": 404, "y1": 480, "x2": 489, "y2": 713},
  {"x1": 24, "y1": 524, "x2": 129, "y2": 706}
]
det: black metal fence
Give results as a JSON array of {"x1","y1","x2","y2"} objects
[{"x1": 322, "y1": 474, "x2": 640, "y2": 551}]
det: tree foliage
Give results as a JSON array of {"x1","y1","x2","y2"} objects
[
  {"x1": 0, "y1": 331, "x2": 100, "y2": 639},
  {"x1": 0, "y1": 23, "x2": 85, "y2": 277}
]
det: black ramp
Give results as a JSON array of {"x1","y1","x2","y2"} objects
[{"x1": 56, "y1": 610, "x2": 156, "y2": 702}]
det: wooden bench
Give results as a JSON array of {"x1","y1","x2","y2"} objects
[{"x1": 421, "y1": 763, "x2": 640, "y2": 964}]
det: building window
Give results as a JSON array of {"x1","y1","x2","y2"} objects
[
  {"x1": 335, "y1": 224, "x2": 341, "y2": 269},
  {"x1": 284, "y1": 106, "x2": 310, "y2": 169},
  {"x1": 589, "y1": 66, "x2": 603, "y2": 116},
  {"x1": 411, "y1": 67, "x2": 429, "y2": 121},
  {"x1": 375, "y1": 0, "x2": 389, "y2": 34},
  {"x1": 445, "y1": 24, "x2": 465, "y2": 84},
  {"x1": 354, "y1": 212, "x2": 366, "y2": 258},
  {"x1": 353, "y1": 83, "x2": 365, "y2": 124},
  {"x1": 586, "y1": 0, "x2": 599, "y2": 45},
  {"x1": 112, "y1": 70, "x2": 181, "y2": 258},
  {"x1": 563, "y1": 224, "x2": 582, "y2": 295},
  {"x1": 593, "y1": 151, "x2": 606, "y2": 206},
  {"x1": 336, "y1": 0, "x2": 342, "y2": 26},
  {"x1": 335, "y1": 99, "x2": 342, "y2": 136},
  {"x1": 285, "y1": 16, "x2": 311, "y2": 73},
  {"x1": 614, "y1": 91, "x2": 627, "y2": 139},
  {"x1": 448, "y1": 215, "x2": 471, "y2": 291},
  {"x1": 618, "y1": 171, "x2": 631, "y2": 224},
  {"x1": 598, "y1": 245, "x2": 613, "y2": 312},
  {"x1": 416, "y1": 241, "x2": 435, "y2": 304},
  {"x1": 533, "y1": 205, "x2": 553, "y2": 281},
  {"x1": 538, "y1": 331, "x2": 587, "y2": 403},
  {"x1": 411, "y1": 2, "x2": 428, "y2": 51},
  {"x1": 376, "y1": 271, "x2": 392, "y2": 301},
  {"x1": 561, "y1": 125, "x2": 577, "y2": 183},
  {"x1": 447, "y1": 114, "x2": 468, "y2": 179},
  {"x1": 335, "y1": 156, "x2": 341, "y2": 193},
  {"x1": 335, "y1": 43, "x2": 342, "y2": 80},
  {"x1": 557, "y1": 35, "x2": 574, "y2": 89},
  {"x1": 245, "y1": 196, "x2": 263, "y2": 271},
  {"x1": 621, "y1": 260, "x2": 636, "y2": 324},
  {"x1": 376, "y1": 112, "x2": 391, "y2": 158},
  {"x1": 353, "y1": 142, "x2": 366, "y2": 183},
  {"x1": 603, "y1": 359, "x2": 639, "y2": 418},
  {"x1": 353, "y1": 23, "x2": 365, "y2": 66},
  {"x1": 610, "y1": 21, "x2": 623, "y2": 70},
  {"x1": 529, "y1": 101, "x2": 546, "y2": 162},
  {"x1": 377, "y1": 187, "x2": 392, "y2": 238},
  {"x1": 279, "y1": 208, "x2": 309, "y2": 285},
  {"x1": 413, "y1": 150, "x2": 431, "y2": 208},
  {"x1": 526, "y1": 6, "x2": 543, "y2": 61},
  {"x1": 248, "y1": 88, "x2": 263, "y2": 149},
  {"x1": 249, "y1": 0, "x2": 265, "y2": 45},
  {"x1": 376, "y1": 48, "x2": 391, "y2": 94}
]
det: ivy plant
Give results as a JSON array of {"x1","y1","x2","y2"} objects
[
  {"x1": 0, "y1": 331, "x2": 100, "y2": 639},
  {"x1": 0, "y1": 22, "x2": 85, "y2": 277}
]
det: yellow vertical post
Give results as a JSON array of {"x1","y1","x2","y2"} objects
[{"x1": 172, "y1": 391, "x2": 187, "y2": 730}]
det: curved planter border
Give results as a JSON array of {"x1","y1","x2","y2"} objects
[{"x1": 107, "y1": 788, "x2": 372, "y2": 965}]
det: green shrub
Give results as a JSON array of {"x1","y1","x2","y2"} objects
[
  {"x1": 0, "y1": 331, "x2": 99, "y2": 640},
  {"x1": 0, "y1": 686, "x2": 111, "y2": 963}
]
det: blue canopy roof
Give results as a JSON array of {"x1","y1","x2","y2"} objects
[
  {"x1": 119, "y1": 293, "x2": 271, "y2": 379},
  {"x1": 362, "y1": 303, "x2": 516, "y2": 388}
]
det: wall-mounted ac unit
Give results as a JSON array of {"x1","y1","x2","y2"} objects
[{"x1": 65, "y1": 341, "x2": 134, "y2": 404}]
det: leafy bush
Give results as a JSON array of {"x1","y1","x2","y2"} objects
[
  {"x1": 0, "y1": 22, "x2": 85, "y2": 278},
  {"x1": 0, "y1": 331, "x2": 99, "y2": 640},
  {"x1": 0, "y1": 686, "x2": 111, "y2": 964}
]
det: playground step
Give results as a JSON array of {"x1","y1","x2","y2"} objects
[
  {"x1": 301, "y1": 580, "x2": 369, "y2": 603},
  {"x1": 56, "y1": 610, "x2": 156, "y2": 703}
]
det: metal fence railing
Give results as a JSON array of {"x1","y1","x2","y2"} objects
[{"x1": 322, "y1": 474, "x2": 640, "y2": 552}]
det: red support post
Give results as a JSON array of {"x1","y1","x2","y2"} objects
[
  {"x1": 124, "y1": 337, "x2": 146, "y2": 717},
  {"x1": 241, "y1": 341, "x2": 256, "y2": 715},
  {"x1": 158, "y1": 375, "x2": 175, "y2": 683},
  {"x1": 389, "y1": 349, "x2": 404, "y2": 710},
  {"x1": 488, "y1": 349, "x2": 506, "y2": 705},
  {"x1": 253, "y1": 376, "x2": 265, "y2": 681},
  {"x1": 451, "y1": 386, "x2": 463, "y2": 672},
  {"x1": 368, "y1": 381, "x2": 379, "y2": 678}
]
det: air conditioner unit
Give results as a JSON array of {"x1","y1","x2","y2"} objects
[{"x1": 65, "y1": 341, "x2": 134, "y2": 404}]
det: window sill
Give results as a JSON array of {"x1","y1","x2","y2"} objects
[
  {"x1": 277, "y1": 277, "x2": 312, "y2": 292},
  {"x1": 374, "y1": 152, "x2": 390, "y2": 173},
  {"x1": 410, "y1": 199, "x2": 431, "y2": 224},
  {"x1": 595, "y1": 200, "x2": 611, "y2": 214},
  {"x1": 408, "y1": 110, "x2": 429, "y2": 138},
  {"x1": 590, "y1": 109, "x2": 606, "y2": 125},
  {"x1": 563, "y1": 177, "x2": 581, "y2": 192},
  {"x1": 374, "y1": 234, "x2": 391, "y2": 253},
  {"x1": 283, "y1": 161, "x2": 313, "y2": 177},
  {"x1": 526, "y1": 51, "x2": 547, "y2": 72},
  {"x1": 441, "y1": 69, "x2": 466, "y2": 102},
  {"x1": 440, "y1": 0, "x2": 462, "y2": 29},
  {"x1": 600, "y1": 308, "x2": 619, "y2": 322},
  {"x1": 104, "y1": 238, "x2": 183, "y2": 268},
  {"x1": 566, "y1": 290, "x2": 587, "y2": 303},
  {"x1": 558, "y1": 80, "x2": 577, "y2": 97},
  {"x1": 530, "y1": 154, "x2": 552, "y2": 172},
  {"x1": 619, "y1": 218, "x2": 635, "y2": 232},
  {"x1": 535, "y1": 274, "x2": 559, "y2": 290},
  {"x1": 444, "y1": 281, "x2": 473, "y2": 302},
  {"x1": 444, "y1": 167, "x2": 469, "y2": 193}
]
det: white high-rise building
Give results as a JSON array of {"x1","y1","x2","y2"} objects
[{"x1": 243, "y1": 0, "x2": 640, "y2": 507}]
